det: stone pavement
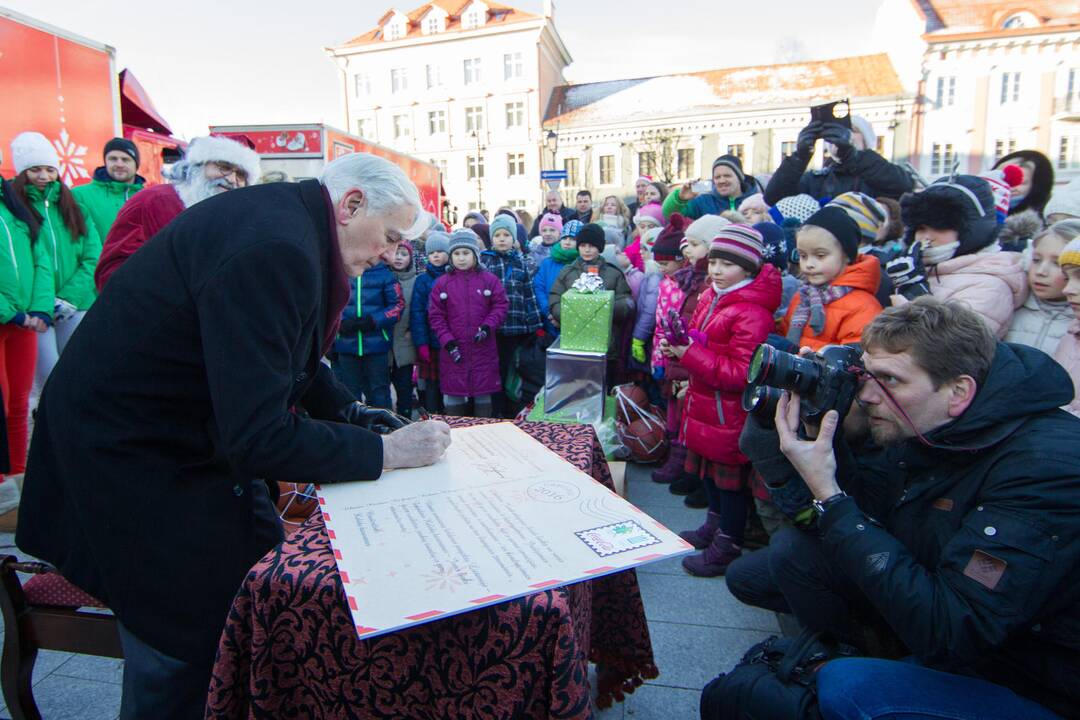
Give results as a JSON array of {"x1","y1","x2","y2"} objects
[{"x1": 0, "y1": 461, "x2": 777, "y2": 719}]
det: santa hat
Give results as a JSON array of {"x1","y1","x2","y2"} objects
[
  {"x1": 653, "y1": 213, "x2": 688, "y2": 261},
  {"x1": 982, "y1": 164, "x2": 1024, "y2": 225},
  {"x1": 633, "y1": 202, "x2": 665, "y2": 228},
  {"x1": 184, "y1": 135, "x2": 261, "y2": 185},
  {"x1": 11, "y1": 131, "x2": 60, "y2": 174}
]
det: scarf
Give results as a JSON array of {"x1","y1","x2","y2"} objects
[
  {"x1": 922, "y1": 240, "x2": 960, "y2": 266},
  {"x1": 786, "y1": 282, "x2": 854, "y2": 343},
  {"x1": 675, "y1": 257, "x2": 708, "y2": 293},
  {"x1": 550, "y1": 244, "x2": 579, "y2": 264},
  {"x1": 711, "y1": 277, "x2": 753, "y2": 296}
]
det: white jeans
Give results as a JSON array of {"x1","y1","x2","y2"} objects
[{"x1": 32, "y1": 310, "x2": 86, "y2": 401}]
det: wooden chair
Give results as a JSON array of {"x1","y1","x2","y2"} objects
[{"x1": 0, "y1": 556, "x2": 122, "y2": 720}]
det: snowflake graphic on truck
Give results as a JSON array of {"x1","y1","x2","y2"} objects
[{"x1": 51, "y1": 128, "x2": 90, "y2": 185}]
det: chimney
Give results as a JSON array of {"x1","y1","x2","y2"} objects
[{"x1": 543, "y1": 0, "x2": 554, "y2": 21}]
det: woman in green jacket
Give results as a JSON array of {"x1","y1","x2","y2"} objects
[
  {"x1": 10, "y1": 132, "x2": 101, "y2": 397},
  {"x1": 0, "y1": 140, "x2": 54, "y2": 509}
]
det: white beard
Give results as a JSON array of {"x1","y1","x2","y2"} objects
[{"x1": 174, "y1": 167, "x2": 236, "y2": 208}]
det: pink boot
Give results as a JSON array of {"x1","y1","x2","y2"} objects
[
  {"x1": 678, "y1": 511, "x2": 721, "y2": 549},
  {"x1": 681, "y1": 531, "x2": 742, "y2": 577},
  {"x1": 651, "y1": 441, "x2": 686, "y2": 484}
]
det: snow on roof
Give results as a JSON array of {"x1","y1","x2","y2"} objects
[
  {"x1": 545, "y1": 54, "x2": 904, "y2": 127},
  {"x1": 339, "y1": 0, "x2": 537, "y2": 47}
]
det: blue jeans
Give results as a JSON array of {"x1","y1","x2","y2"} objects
[
  {"x1": 333, "y1": 352, "x2": 391, "y2": 409},
  {"x1": 817, "y1": 658, "x2": 1062, "y2": 720}
]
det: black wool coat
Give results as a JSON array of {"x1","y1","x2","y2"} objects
[{"x1": 17, "y1": 179, "x2": 382, "y2": 664}]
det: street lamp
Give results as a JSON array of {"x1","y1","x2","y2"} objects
[{"x1": 545, "y1": 129, "x2": 558, "y2": 169}]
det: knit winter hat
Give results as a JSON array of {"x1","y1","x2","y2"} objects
[
  {"x1": 769, "y1": 193, "x2": 821, "y2": 224},
  {"x1": 1045, "y1": 177, "x2": 1080, "y2": 220},
  {"x1": 489, "y1": 214, "x2": 517, "y2": 241},
  {"x1": 471, "y1": 222, "x2": 491, "y2": 249},
  {"x1": 684, "y1": 214, "x2": 731, "y2": 248},
  {"x1": 576, "y1": 223, "x2": 606, "y2": 253},
  {"x1": 539, "y1": 213, "x2": 564, "y2": 233},
  {"x1": 633, "y1": 202, "x2": 665, "y2": 228},
  {"x1": 803, "y1": 206, "x2": 861, "y2": 261},
  {"x1": 753, "y1": 222, "x2": 789, "y2": 272},
  {"x1": 900, "y1": 175, "x2": 999, "y2": 256},
  {"x1": 425, "y1": 230, "x2": 450, "y2": 255},
  {"x1": 11, "y1": 131, "x2": 60, "y2": 174},
  {"x1": 561, "y1": 219, "x2": 584, "y2": 239},
  {"x1": 711, "y1": 154, "x2": 745, "y2": 184},
  {"x1": 1059, "y1": 236, "x2": 1080, "y2": 269},
  {"x1": 463, "y1": 210, "x2": 486, "y2": 226},
  {"x1": 709, "y1": 224, "x2": 765, "y2": 273},
  {"x1": 448, "y1": 228, "x2": 481, "y2": 261},
  {"x1": 738, "y1": 193, "x2": 769, "y2": 215},
  {"x1": 653, "y1": 213, "x2": 688, "y2": 261},
  {"x1": 828, "y1": 192, "x2": 887, "y2": 245},
  {"x1": 104, "y1": 137, "x2": 140, "y2": 165},
  {"x1": 981, "y1": 164, "x2": 1024, "y2": 224}
]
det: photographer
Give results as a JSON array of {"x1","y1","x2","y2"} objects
[
  {"x1": 725, "y1": 297, "x2": 1079, "y2": 719},
  {"x1": 764, "y1": 115, "x2": 913, "y2": 206}
]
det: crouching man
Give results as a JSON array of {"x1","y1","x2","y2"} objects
[{"x1": 726, "y1": 297, "x2": 1079, "y2": 719}]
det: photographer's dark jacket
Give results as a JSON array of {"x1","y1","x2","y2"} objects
[
  {"x1": 17, "y1": 180, "x2": 383, "y2": 666},
  {"x1": 819, "y1": 343, "x2": 1080, "y2": 717},
  {"x1": 764, "y1": 148, "x2": 913, "y2": 206}
]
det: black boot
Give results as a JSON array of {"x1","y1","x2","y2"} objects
[
  {"x1": 669, "y1": 471, "x2": 700, "y2": 496},
  {"x1": 684, "y1": 485, "x2": 708, "y2": 508}
]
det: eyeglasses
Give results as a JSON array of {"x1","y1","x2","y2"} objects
[{"x1": 208, "y1": 162, "x2": 249, "y2": 185}]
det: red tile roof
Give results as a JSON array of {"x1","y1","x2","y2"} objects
[
  {"x1": 544, "y1": 54, "x2": 904, "y2": 127},
  {"x1": 914, "y1": 0, "x2": 1080, "y2": 34},
  {"x1": 339, "y1": 1, "x2": 539, "y2": 47}
]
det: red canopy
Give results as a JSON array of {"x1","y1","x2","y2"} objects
[{"x1": 119, "y1": 69, "x2": 172, "y2": 135}]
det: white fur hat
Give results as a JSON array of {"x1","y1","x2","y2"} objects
[
  {"x1": 1046, "y1": 176, "x2": 1080, "y2": 220},
  {"x1": 684, "y1": 214, "x2": 731, "y2": 245},
  {"x1": 851, "y1": 115, "x2": 877, "y2": 152},
  {"x1": 182, "y1": 135, "x2": 261, "y2": 185},
  {"x1": 11, "y1": 131, "x2": 60, "y2": 174}
]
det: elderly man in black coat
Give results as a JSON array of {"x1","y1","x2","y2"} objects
[{"x1": 16, "y1": 152, "x2": 451, "y2": 719}]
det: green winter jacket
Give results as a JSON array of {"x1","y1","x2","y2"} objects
[
  {"x1": 72, "y1": 168, "x2": 144, "y2": 240},
  {"x1": 27, "y1": 182, "x2": 102, "y2": 310},
  {"x1": 0, "y1": 184, "x2": 55, "y2": 323}
]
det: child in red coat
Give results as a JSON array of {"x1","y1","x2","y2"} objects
[{"x1": 660, "y1": 225, "x2": 781, "y2": 577}]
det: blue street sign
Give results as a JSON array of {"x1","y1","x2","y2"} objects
[{"x1": 540, "y1": 170, "x2": 568, "y2": 180}]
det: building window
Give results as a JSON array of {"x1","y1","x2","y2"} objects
[
  {"x1": 505, "y1": 101, "x2": 524, "y2": 129},
  {"x1": 935, "y1": 76, "x2": 956, "y2": 107},
  {"x1": 1059, "y1": 137, "x2": 1080, "y2": 170},
  {"x1": 462, "y1": 8, "x2": 484, "y2": 29},
  {"x1": 994, "y1": 138, "x2": 1018, "y2": 162},
  {"x1": 465, "y1": 106, "x2": 484, "y2": 133},
  {"x1": 430, "y1": 158, "x2": 447, "y2": 176},
  {"x1": 393, "y1": 114, "x2": 411, "y2": 140},
  {"x1": 780, "y1": 141, "x2": 797, "y2": 158},
  {"x1": 727, "y1": 144, "x2": 745, "y2": 163},
  {"x1": 876, "y1": 136, "x2": 886, "y2": 155},
  {"x1": 428, "y1": 110, "x2": 446, "y2": 135},
  {"x1": 354, "y1": 73, "x2": 371, "y2": 98},
  {"x1": 930, "y1": 142, "x2": 954, "y2": 175},
  {"x1": 424, "y1": 15, "x2": 442, "y2": 34},
  {"x1": 426, "y1": 64, "x2": 442, "y2": 89},
  {"x1": 356, "y1": 118, "x2": 372, "y2": 138},
  {"x1": 507, "y1": 153, "x2": 525, "y2": 177},
  {"x1": 467, "y1": 154, "x2": 485, "y2": 180},
  {"x1": 507, "y1": 199, "x2": 529, "y2": 210},
  {"x1": 676, "y1": 149, "x2": 695, "y2": 178},
  {"x1": 1067, "y1": 68, "x2": 1079, "y2": 111},
  {"x1": 464, "y1": 58, "x2": 482, "y2": 85},
  {"x1": 564, "y1": 158, "x2": 579, "y2": 187},
  {"x1": 1002, "y1": 12, "x2": 1036, "y2": 29},
  {"x1": 638, "y1": 152, "x2": 656, "y2": 178},
  {"x1": 1000, "y1": 72, "x2": 1021, "y2": 104},
  {"x1": 504, "y1": 52, "x2": 523, "y2": 81},
  {"x1": 391, "y1": 68, "x2": 408, "y2": 94},
  {"x1": 599, "y1": 155, "x2": 615, "y2": 185},
  {"x1": 385, "y1": 21, "x2": 404, "y2": 41}
]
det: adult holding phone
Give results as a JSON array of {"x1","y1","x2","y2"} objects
[
  {"x1": 764, "y1": 108, "x2": 913, "y2": 206},
  {"x1": 662, "y1": 154, "x2": 762, "y2": 220}
]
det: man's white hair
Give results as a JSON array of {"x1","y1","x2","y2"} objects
[{"x1": 320, "y1": 153, "x2": 426, "y2": 239}]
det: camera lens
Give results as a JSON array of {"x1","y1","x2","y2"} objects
[
  {"x1": 758, "y1": 347, "x2": 820, "y2": 397},
  {"x1": 747, "y1": 344, "x2": 773, "y2": 384},
  {"x1": 742, "y1": 384, "x2": 782, "y2": 419}
]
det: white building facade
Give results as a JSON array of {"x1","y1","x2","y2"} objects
[{"x1": 326, "y1": 1, "x2": 572, "y2": 220}]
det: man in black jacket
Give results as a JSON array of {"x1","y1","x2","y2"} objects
[
  {"x1": 529, "y1": 189, "x2": 576, "y2": 237},
  {"x1": 16, "y1": 152, "x2": 451, "y2": 719},
  {"x1": 764, "y1": 118, "x2": 913, "y2": 206},
  {"x1": 726, "y1": 298, "x2": 1079, "y2": 719}
]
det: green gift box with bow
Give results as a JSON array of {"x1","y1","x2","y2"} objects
[{"x1": 560, "y1": 289, "x2": 614, "y2": 353}]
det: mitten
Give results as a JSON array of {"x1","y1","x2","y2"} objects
[
  {"x1": 688, "y1": 329, "x2": 707, "y2": 346},
  {"x1": 446, "y1": 341, "x2": 463, "y2": 363},
  {"x1": 473, "y1": 325, "x2": 490, "y2": 343},
  {"x1": 418, "y1": 345, "x2": 431, "y2": 363},
  {"x1": 886, "y1": 243, "x2": 931, "y2": 301},
  {"x1": 54, "y1": 298, "x2": 77, "y2": 323},
  {"x1": 796, "y1": 121, "x2": 823, "y2": 156}
]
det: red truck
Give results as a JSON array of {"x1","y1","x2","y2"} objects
[
  {"x1": 0, "y1": 7, "x2": 182, "y2": 185},
  {"x1": 209, "y1": 123, "x2": 444, "y2": 220}
]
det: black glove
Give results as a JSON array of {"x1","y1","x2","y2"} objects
[
  {"x1": 339, "y1": 315, "x2": 376, "y2": 336},
  {"x1": 885, "y1": 242, "x2": 931, "y2": 301},
  {"x1": 474, "y1": 324, "x2": 490, "y2": 343},
  {"x1": 340, "y1": 401, "x2": 409, "y2": 435},
  {"x1": 820, "y1": 123, "x2": 854, "y2": 163},
  {"x1": 446, "y1": 340, "x2": 463, "y2": 363},
  {"x1": 796, "y1": 121, "x2": 824, "y2": 156}
]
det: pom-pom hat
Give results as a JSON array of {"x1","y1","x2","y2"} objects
[
  {"x1": 653, "y1": 213, "x2": 688, "y2": 261},
  {"x1": 982, "y1": 164, "x2": 1024, "y2": 224},
  {"x1": 425, "y1": 230, "x2": 450, "y2": 255},
  {"x1": 447, "y1": 228, "x2": 482, "y2": 263},
  {"x1": 709, "y1": 224, "x2": 765, "y2": 273}
]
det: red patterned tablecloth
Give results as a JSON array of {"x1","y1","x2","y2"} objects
[{"x1": 206, "y1": 419, "x2": 657, "y2": 719}]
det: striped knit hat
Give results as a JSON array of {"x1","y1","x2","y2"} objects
[
  {"x1": 708, "y1": 224, "x2": 764, "y2": 273},
  {"x1": 828, "y1": 192, "x2": 887, "y2": 245},
  {"x1": 1059, "y1": 235, "x2": 1080, "y2": 268}
]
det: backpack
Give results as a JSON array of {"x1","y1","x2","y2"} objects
[{"x1": 700, "y1": 630, "x2": 856, "y2": 720}]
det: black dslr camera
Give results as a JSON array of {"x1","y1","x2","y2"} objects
[{"x1": 742, "y1": 344, "x2": 863, "y2": 423}]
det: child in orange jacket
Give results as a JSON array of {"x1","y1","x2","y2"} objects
[{"x1": 780, "y1": 206, "x2": 883, "y2": 350}]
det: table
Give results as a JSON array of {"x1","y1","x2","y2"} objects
[{"x1": 206, "y1": 419, "x2": 657, "y2": 719}]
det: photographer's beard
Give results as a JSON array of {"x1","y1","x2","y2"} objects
[{"x1": 175, "y1": 165, "x2": 238, "y2": 208}]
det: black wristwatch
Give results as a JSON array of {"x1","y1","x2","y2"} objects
[{"x1": 812, "y1": 491, "x2": 848, "y2": 516}]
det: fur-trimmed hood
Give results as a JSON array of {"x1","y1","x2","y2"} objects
[{"x1": 900, "y1": 174, "x2": 999, "y2": 256}]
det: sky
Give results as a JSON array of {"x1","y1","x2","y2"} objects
[{"x1": 6, "y1": 0, "x2": 883, "y2": 140}]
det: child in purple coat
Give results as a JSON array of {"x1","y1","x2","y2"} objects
[{"x1": 428, "y1": 229, "x2": 509, "y2": 417}]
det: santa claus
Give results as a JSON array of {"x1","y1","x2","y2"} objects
[{"x1": 94, "y1": 134, "x2": 261, "y2": 290}]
